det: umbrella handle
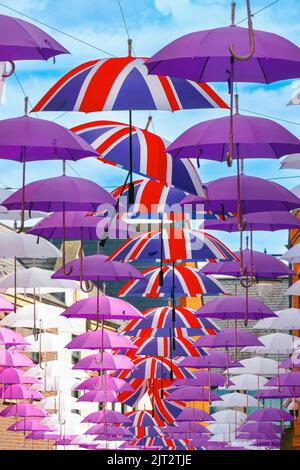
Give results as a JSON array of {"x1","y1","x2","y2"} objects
[
  {"x1": 79, "y1": 238, "x2": 93, "y2": 293},
  {"x1": 89, "y1": 280, "x2": 101, "y2": 331},
  {"x1": 16, "y1": 157, "x2": 26, "y2": 233},
  {"x1": 61, "y1": 205, "x2": 73, "y2": 276},
  {"x1": 33, "y1": 301, "x2": 39, "y2": 341},
  {"x1": 2, "y1": 61, "x2": 15, "y2": 78},
  {"x1": 229, "y1": 0, "x2": 255, "y2": 61}
]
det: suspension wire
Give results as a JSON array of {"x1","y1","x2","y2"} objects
[{"x1": 236, "y1": 0, "x2": 280, "y2": 25}]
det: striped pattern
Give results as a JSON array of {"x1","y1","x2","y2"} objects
[
  {"x1": 32, "y1": 57, "x2": 228, "y2": 112},
  {"x1": 148, "y1": 386, "x2": 186, "y2": 425},
  {"x1": 71, "y1": 121, "x2": 205, "y2": 196},
  {"x1": 113, "y1": 357, "x2": 195, "y2": 380},
  {"x1": 118, "y1": 265, "x2": 226, "y2": 297},
  {"x1": 125, "y1": 410, "x2": 165, "y2": 427},
  {"x1": 134, "y1": 334, "x2": 206, "y2": 357},
  {"x1": 122, "y1": 306, "x2": 220, "y2": 334},
  {"x1": 109, "y1": 228, "x2": 238, "y2": 263}
]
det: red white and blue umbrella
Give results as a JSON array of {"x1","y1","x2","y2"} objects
[
  {"x1": 32, "y1": 56, "x2": 227, "y2": 112},
  {"x1": 71, "y1": 121, "x2": 205, "y2": 196},
  {"x1": 109, "y1": 228, "x2": 238, "y2": 263},
  {"x1": 114, "y1": 356, "x2": 194, "y2": 380},
  {"x1": 125, "y1": 410, "x2": 165, "y2": 427},
  {"x1": 117, "y1": 378, "x2": 148, "y2": 408},
  {"x1": 118, "y1": 265, "x2": 226, "y2": 297},
  {"x1": 148, "y1": 385, "x2": 186, "y2": 424},
  {"x1": 134, "y1": 335, "x2": 206, "y2": 357}
]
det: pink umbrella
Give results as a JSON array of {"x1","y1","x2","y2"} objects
[
  {"x1": 72, "y1": 352, "x2": 135, "y2": 371},
  {"x1": 0, "y1": 384, "x2": 44, "y2": 400},
  {"x1": 0, "y1": 350, "x2": 33, "y2": 368},
  {"x1": 61, "y1": 295, "x2": 142, "y2": 320},
  {"x1": 75, "y1": 375, "x2": 133, "y2": 393},
  {"x1": 0, "y1": 368, "x2": 39, "y2": 385},
  {"x1": 65, "y1": 329, "x2": 137, "y2": 351},
  {"x1": 7, "y1": 418, "x2": 56, "y2": 432},
  {"x1": 0, "y1": 403, "x2": 49, "y2": 418},
  {"x1": 0, "y1": 327, "x2": 29, "y2": 346},
  {"x1": 81, "y1": 410, "x2": 132, "y2": 425},
  {"x1": 0, "y1": 295, "x2": 14, "y2": 312},
  {"x1": 77, "y1": 390, "x2": 119, "y2": 403},
  {"x1": 85, "y1": 424, "x2": 133, "y2": 437}
]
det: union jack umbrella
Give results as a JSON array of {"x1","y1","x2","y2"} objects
[
  {"x1": 32, "y1": 52, "x2": 227, "y2": 201},
  {"x1": 126, "y1": 437, "x2": 189, "y2": 450},
  {"x1": 71, "y1": 121, "x2": 205, "y2": 196},
  {"x1": 148, "y1": 385, "x2": 186, "y2": 424},
  {"x1": 118, "y1": 265, "x2": 226, "y2": 298},
  {"x1": 117, "y1": 378, "x2": 148, "y2": 408},
  {"x1": 122, "y1": 306, "x2": 220, "y2": 337},
  {"x1": 125, "y1": 410, "x2": 165, "y2": 427},
  {"x1": 134, "y1": 334, "x2": 207, "y2": 357},
  {"x1": 109, "y1": 228, "x2": 238, "y2": 263},
  {"x1": 114, "y1": 357, "x2": 194, "y2": 380}
]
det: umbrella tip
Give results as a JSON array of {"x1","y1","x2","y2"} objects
[{"x1": 128, "y1": 38, "x2": 133, "y2": 56}]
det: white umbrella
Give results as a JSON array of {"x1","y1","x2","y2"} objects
[
  {"x1": 211, "y1": 410, "x2": 247, "y2": 424},
  {"x1": 213, "y1": 392, "x2": 260, "y2": 408},
  {"x1": 241, "y1": 332, "x2": 300, "y2": 355},
  {"x1": 0, "y1": 303, "x2": 84, "y2": 332},
  {"x1": 253, "y1": 308, "x2": 300, "y2": 331},
  {"x1": 207, "y1": 423, "x2": 239, "y2": 434},
  {"x1": 15, "y1": 332, "x2": 68, "y2": 352},
  {"x1": 38, "y1": 394, "x2": 86, "y2": 411},
  {"x1": 208, "y1": 433, "x2": 236, "y2": 442},
  {"x1": 281, "y1": 243, "x2": 300, "y2": 263},
  {"x1": 31, "y1": 375, "x2": 80, "y2": 392},
  {"x1": 280, "y1": 154, "x2": 300, "y2": 170},
  {"x1": 25, "y1": 361, "x2": 88, "y2": 380},
  {"x1": 224, "y1": 374, "x2": 269, "y2": 391},
  {"x1": 0, "y1": 232, "x2": 60, "y2": 259},
  {"x1": 285, "y1": 280, "x2": 300, "y2": 296},
  {"x1": 292, "y1": 183, "x2": 300, "y2": 197},
  {"x1": 42, "y1": 412, "x2": 89, "y2": 434},
  {"x1": 0, "y1": 188, "x2": 46, "y2": 221},
  {"x1": 0, "y1": 267, "x2": 80, "y2": 293},
  {"x1": 226, "y1": 357, "x2": 282, "y2": 376}
]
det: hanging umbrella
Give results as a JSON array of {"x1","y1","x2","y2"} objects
[
  {"x1": 226, "y1": 357, "x2": 282, "y2": 376},
  {"x1": 77, "y1": 390, "x2": 119, "y2": 403},
  {"x1": 247, "y1": 408, "x2": 294, "y2": 423},
  {"x1": 71, "y1": 122, "x2": 206, "y2": 197},
  {"x1": 280, "y1": 153, "x2": 300, "y2": 169},
  {"x1": 84, "y1": 424, "x2": 133, "y2": 437},
  {"x1": 0, "y1": 188, "x2": 46, "y2": 222},
  {"x1": 178, "y1": 351, "x2": 242, "y2": 369},
  {"x1": 252, "y1": 308, "x2": 300, "y2": 331},
  {"x1": 162, "y1": 422, "x2": 209, "y2": 435},
  {"x1": 38, "y1": 395, "x2": 87, "y2": 412},
  {"x1": 26, "y1": 360, "x2": 88, "y2": 380},
  {"x1": 72, "y1": 352, "x2": 135, "y2": 371},
  {"x1": 125, "y1": 410, "x2": 165, "y2": 427},
  {"x1": 135, "y1": 335, "x2": 205, "y2": 357},
  {"x1": 114, "y1": 356, "x2": 194, "y2": 380},
  {"x1": 0, "y1": 403, "x2": 49, "y2": 418},
  {"x1": 7, "y1": 419, "x2": 56, "y2": 432},
  {"x1": 266, "y1": 372, "x2": 300, "y2": 388},
  {"x1": 1, "y1": 175, "x2": 115, "y2": 274},
  {"x1": 65, "y1": 330, "x2": 137, "y2": 351},
  {"x1": 0, "y1": 114, "x2": 98, "y2": 232},
  {"x1": 0, "y1": 295, "x2": 13, "y2": 312},
  {"x1": 82, "y1": 410, "x2": 132, "y2": 425},
  {"x1": 237, "y1": 421, "x2": 283, "y2": 436},
  {"x1": 118, "y1": 265, "x2": 226, "y2": 298},
  {"x1": 61, "y1": 295, "x2": 142, "y2": 320},
  {"x1": 147, "y1": 385, "x2": 187, "y2": 424},
  {"x1": 212, "y1": 410, "x2": 247, "y2": 424},
  {"x1": 0, "y1": 327, "x2": 28, "y2": 346},
  {"x1": 285, "y1": 280, "x2": 300, "y2": 296},
  {"x1": 194, "y1": 328, "x2": 262, "y2": 349},
  {"x1": 175, "y1": 408, "x2": 214, "y2": 423},
  {"x1": 213, "y1": 392, "x2": 260, "y2": 408},
  {"x1": 0, "y1": 350, "x2": 33, "y2": 368},
  {"x1": 75, "y1": 376, "x2": 133, "y2": 393},
  {"x1": 15, "y1": 332, "x2": 68, "y2": 353},
  {"x1": 165, "y1": 386, "x2": 220, "y2": 402},
  {"x1": 0, "y1": 368, "x2": 38, "y2": 385},
  {"x1": 225, "y1": 374, "x2": 269, "y2": 391},
  {"x1": 122, "y1": 306, "x2": 219, "y2": 337},
  {"x1": 0, "y1": 384, "x2": 44, "y2": 401},
  {"x1": 241, "y1": 333, "x2": 300, "y2": 355},
  {"x1": 282, "y1": 243, "x2": 300, "y2": 263},
  {"x1": 173, "y1": 371, "x2": 229, "y2": 388}
]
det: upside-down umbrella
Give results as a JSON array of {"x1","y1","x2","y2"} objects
[
  {"x1": 0, "y1": 113, "x2": 98, "y2": 232},
  {"x1": 71, "y1": 122, "x2": 206, "y2": 198},
  {"x1": 32, "y1": 47, "x2": 227, "y2": 201},
  {"x1": 118, "y1": 265, "x2": 226, "y2": 298},
  {"x1": 1, "y1": 175, "x2": 115, "y2": 275}
]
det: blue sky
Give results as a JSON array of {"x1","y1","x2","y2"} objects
[{"x1": 1, "y1": 0, "x2": 300, "y2": 254}]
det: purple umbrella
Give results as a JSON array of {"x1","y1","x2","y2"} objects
[
  {"x1": 176, "y1": 409, "x2": 214, "y2": 423},
  {"x1": 0, "y1": 114, "x2": 98, "y2": 233},
  {"x1": 165, "y1": 386, "x2": 220, "y2": 402},
  {"x1": 77, "y1": 390, "x2": 119, "y2": 403},
  {"x1": 203, "y1": 211, "x2": 300, "y2": 233},
  {"x1": 194, "y1": 327, "x2": 262, "y2": 348},
  {"x1": 0, "y1": 350, "x2": 33, "y2": 368},
  {"x1": 247, "y1": 408, "x2": 293, "y2": 423},
  {"x1": 81, "y1": 410, "x2": 132, "y2": 425},
  {"x1": 178, "y1": 351, "x2": 242, "y2": 369},
  {"x1": 0, "y1": 13, "x2": 68, "y2": 71},
  {"x1": 65, "y1": 329, "x2": 137, "y2": 351},
  {"x1": 85, "y1": 424, "x2": 133, "y2": 437},
  {"x1": 195, "y1": 295, "x2": 276, "y2": 321},
  {"x1": 61, "y1": 295, "x2": 142, "y2": 321},
  {"x1": 237, "y1": 421, "x2": 283, "y2": 435},
  {"x1": 0, "y1": 384, "x2": 44, "y2": 400},
  {"x1": 173, "y1": 371, "x2": 230, "y2": 388},
  {"x1": 0, "y1": 327, "x2": 29, "y2": 346},
  {"x1": 2, "y1": 175, "x2": 115, "y2": 274},
  {"x1": 0, "y1": 403, "x2": 49, "y2": 418},
  {"x1": 0, "y1": 368, "x2": 39, "y2": 385},
  {"x1": 0, "y1": 295, "x2": 14, "y2": 312},
  {"x1": 255, "y1": 387, "x2": 300, "y2": 399},
  {"x1": 7, "y1": 418, "x2": 56, "y2": 432},
  {"x1": 75, "y1": 375, "x2": 133, "y2": 393},
  {"x1": 266, "y1": 372, "x2": 300, "y2": 388},
  {"x1": 72, "y1": 352, "x2": 135, "y2": 371}
]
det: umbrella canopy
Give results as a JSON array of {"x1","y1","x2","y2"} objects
[
  {"x1": 201, "y1": 248, "x2": 293, "y2": 278},
  {"x1": 237, "y1": 421, "x2": 283, "y2": 435},
  {"x1": 135, "y1": 335, "x2": 204, "y2": 357},
  {"x1": 28, "y1": 211, "x2": 101, "y2": 240},
  {"x1": 241, "y1": 333, "x2": 300, "y2": 355},
  {"x1": 165, "y1": 386, "x2": 220, "y2": 402},
  {"x1": 225, "y1": 374, "x2": 269, "y2": 391},
  {"x1": 15, "y1": 332, "x2": 68, "y2": 352},
  {"x1": 7, "y1": 418, "x2": 56, "y2": 432},
  {"x1": 194, "y1": 328, "x2": 262, "y2": 348},
  {"x1": 253, "y1": 308, "x2": 300, "y2": 331},
  {"x1": 247, "y1": 408, "x2": 293, "y2": 422},
  {"x1": 173, "y1": 371, "x2": 228, "y2": 388},
  {"x1": 0, "y1": 384, "x2": 44, "y2": 400},
  {"x1": 0, "y1": 327, "x2": 28, "y2": 346},
  {"x1": 0, "y1": 13, "x2": 69, "y2": 61},
  {"x1": 0, "y1": 267, "x2": 80, "y2": 294},
  {"x1": 26, "y1": 360, "x2": 88, "y2": 379},
  {"x1": 146, "y1": 24, "x2": 300, "y2": 83},
  {"x1": 85, "y1": 424, "x2": 133, "y2": 437},
  {"x1": 203, "y1": 211, "x2": 300, "y2": 232},
  {"x1": 181, "y1": 175, "x2": 300, "y2": 214},
  {"x1": 255, "y1": 387, "x2": 300, "y2": 399},
  {"x1": 0, "y1": 403, "x2": 49, "y2": 418},
  {"x1": 0, "y1": 231, "x2": 61, "y2": 258},
  {"x1": 0, "y1": 188, "x2": 46, "y2": 221},
  {"x1": 167, "y1": 114, "x2": 300, "y2": 161},
  {"x1": 211, "y1": 410, "x2": 247, "y2": 424},
  {"x1": 213, "y1": 392, "x2": 260, "y2": 408},
  {"x1": 77, "y1": 390, "x2": 119, "y2": 403},
  {"x1": 226, "y1": 357, "x2": 282, "y2": 376},
  {"x1": 175, "y1": 408, "x2": 214, "y2": 423},
  {"x1": 285, "y1": 280, "x2": 300, "y2": 296},
  {"x1": 0, "y1": 350, "x2": 33, "y2": 368},
  {"x1": 125, "y1": 410, "x2": 165, "y2": 427},
  {"x1": 282, "y1": 243, "x2": 300, "y2": 263},
  {"x1": 66, "y1": 330, "x2": 137, "y2": 351},
  {"x1": 0, "y1": 368, "x2": 38, "y2": 385},
  {"x1": 118, "y1": 265, "x2": 226, "y2": 298},
  {"x1": 0, "y1": 295, "x2": 13, "y2": 312},
  {"x1": 162, "y1": 422, "x2": 209, "y2": 435},
  {"x1": 61, "y1": 295, "x2": 142, "y2": 320},
  {"x1": 1, "y1": 175, "x2": 115, "y2": 212},
  {"x1": 71, "y1": 122, "x2": 205, "y2": 196},
  {"x1": 75, "y1": 375, "x2": 133, "y2": 393},
  {"x1": 38, "y1": 395, "x2": 86, "y2": 411},
  {"x1": 0, "y1": 115, "x2": 98, "y2": 162},
  {"x1": 179, "y1": 351, "x2": 242, "y2": 369},
  {"x1": 82, "y1": 410, "x2": 132, "y2": 425},
  {"x1": 114, "y1": 356, "x2": 194, "y2": 380},
  {"x1": 72, "y1": 352, "x2": 135, "y2": 371},
  {"x1": 266, "y1": 372, "x2": 300, "y2": 388},
  {"x1": 32, "y1": 55, "x2": 227, "y2": 112},
  {"x1": 280, "y1": 153, "x2": 300, "y2": 169},
  {"x1": 195, "y1": 295, "x2": 276, "y2": 321},
  {"x1": 122, "y1": 306, "x2": 219, "y2": 336},
  {"x1": 52, "y1": 254, "x2": 143, "y2": 281},
  {"x1": 109, "y1": 228, "x2": 237, "y2": 262}
]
